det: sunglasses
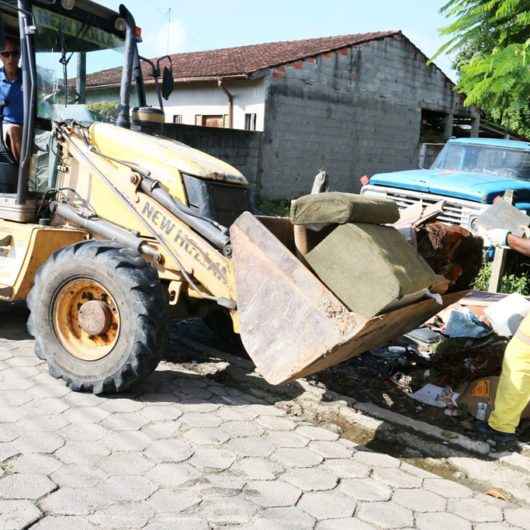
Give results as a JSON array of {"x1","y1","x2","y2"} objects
[{"x1": 0, "y1": 51, "x2": 20, "y2": 59}]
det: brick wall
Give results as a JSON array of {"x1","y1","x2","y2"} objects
[
  {"x1": 139, "y1": 123, "x2": 263, "y2": 191},
  {"x1": 260, "y1": 34, "x2": 457, "y2": 199}
]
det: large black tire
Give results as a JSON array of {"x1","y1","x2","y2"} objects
[
  {"x1": 27, "y1": 240, "x2": 167, "y2": 394},
  {"x1": 204, "y1": 308, "x2": 247, "y2": 355}
]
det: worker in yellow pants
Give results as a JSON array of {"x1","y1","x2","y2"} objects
[{"x1": 478, "y1": 228, "x2": 530, "y2": 450}]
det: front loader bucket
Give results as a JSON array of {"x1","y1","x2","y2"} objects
[{"x1": 230, "y1": 212, "x2": 465, "y2": 385}]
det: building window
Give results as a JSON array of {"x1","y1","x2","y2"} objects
[
  {"x1": 245, "y1": 113, "x2": 257, "y2": 131},
  {"x1": 201, "y1": 115, "x2": 225, "y2": 128},
  {"x1": 173, "y1": 115, "x2": 183, "y2": 124}
]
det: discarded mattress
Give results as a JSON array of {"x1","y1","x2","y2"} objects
[
  {"x1": 305, "y1": 223, "x2": 438, "y2": 318},
  {"x1": 290, "y1": 192, "x2": 399, "y2": 226}
]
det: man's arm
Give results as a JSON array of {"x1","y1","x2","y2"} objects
[
  {"x1": 3, "y1": 122, "x2": 21, "y2": 161},
  {"x1": 507, "y1": 233, "x2": 530, "y2": 257}
]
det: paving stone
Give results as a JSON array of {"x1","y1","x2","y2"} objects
[
  {"x1": 272, "y1": 447, "x2": 324, "y2": 468},
  {"x1": 340, "y1": 478, "x2": 393, "y2": 501},
  {"x1": 55, "y1": 441, "x2": 110, "y2": 465},
  {"x1": 176, "y1": 402, "x2": 220, "y2": 414},
  {"x1": 0, "y1": 391, "x2": 33, "y2": 407},
  {"x1": 216, "y1": 406, "x2": 260, "y2": 421},
  {"x1": 39, "y1": 487, "x2": 110, "y2": 515},
  {"x1": 100, "y1": 412, "x2": 151, "y2": 431},
  {"x1": 89, "y1": 502, "x2": 154, "y2": 528},
  {"x1": 10, "y1": 453, "x2": 62, "y2": 475},
  {"x1": 22, "y1": 398, "x2": 70, "y2": 416},
  {"x1": 141, "y1": 421, "x2": 181, "y2": 439},
  {"x1": 180, "y1": 412, "x2": 223, "y2": 428},
  {"x1": 309, "y1": 440, "x2": 353, "y2": 459},
  {"x1": 144, "y1": 517, "x2": 208, "y2": 530},
  {"x1": 245, "y1": 479, "x2": 302, "y2": 507},
  {"x1": 316, "y1": 519, "x2": 377, "y2": 530},
  {"x1": 298, "y1": 490, "x2": 356, "y2": 519},
  {"x1": 51, "y1": 464, "x2": 107, "y2": 488},
  {"x1": 145, "y1": 439, "x2": 194, "y2": 463},
  {"x1": 200, "y1": 497, "x2": 259, "y2": 525},
  {"x1": 393, "y1": 488, "x2": 447, "y2": 512},
  {"x1": 256, "y1": 415, "x2": 297, "y2": 431},
  {"x1": 372, "y1": 467, "x2": 423, "y2": 489},
  {"x1": 448, "y1": 497, "x2": 503, "y2": 522},
  {"x1": 147, "y1": 463, "x2": 200, "y2": 488},
  {"x1": 31, "y1": 515, "x2": 97, "y2": 530},
  {"x1": 265, "y1": 431, "x2": 310, "y2": 448},
  {"x1": 189, "y1": 447, "x2": 236, "y2": 471},
  {"x1": 226, "y1": 436, "x2": 276, "y2": 458},
  {"x1": 423, "y1": 478, "x2": 474, "y2": 499},
  {"x1": 61, "y1": 423, "x2": 108, "y2": 442},
  {"x1": 0, "y1": 426, "x2": 19, "y2": 443},
  {"x1": 222, "y1": 421, "x2": 265, "y2": 438},
  {"x1": 97, "y1": 451, "x2": 155, "y2": 475},
  {"x1": 282, "y1": 467, "x2": 339, "y2": 491},
  {"x1": 245, "y1": 404, "x2": 286, "y2": 417},
  {"x1": 400, "y1": 462, "x2": 439, "y2": 479},
  {"x1": 183, "y1": 427, "x2": 230, "y2": 445},
  {"x1": 104, "y1": 430, "x2": 152, "y2": 452},
  {"x1": 248, "y1": 506, "x2": 315, "y2": 530},
  {"x1": 295, "y1": 425, "x2": 341, "y2": 442},
  {"x1": 473, "y1": 523, "x2": 517, "y2": 530},
  {"x1": 0, "y1": 500, "x2": 42, "y2": 530},
  {"x1": 232, "y1": 457, "x2": 285, "y2": 480},
  {"x1": 15, "y1": 414, "x2": 69, "y2": 433},
  {"x1": 141, "y1": 405, "x2": 184, "y2": 422},
  {"x1": 322, "y1": 459, "x2": 370, "y2": 478},
  {"x1": 61, "y1": 406, "x2": 110, "y2": 424},
  {"x1": 147, "y1": 489, "x2": 202, "y2": 513},
  {"x1": 0, "y1": 443, "x2": 20, "y2": 462},
  {"x1": 0, "y1": 407, "x2": 26, "y2": 422},
  {"x1": 353, "y1": 450, "x2": 400, "y2": 468},
  {"x1": 101, "y1": 475, "x2": 157, "y2": 502},
  {"x1": 504, "y1": 508, "x2": 530, "y2": 530},
  {"x1": 199, "y1": 470, "x2": 246, "y2": 493},
  {"x1": 14, "y1": 432, "x2": 64, "y2": 454},
  {"x1": 416, "y1": 512, "x2": 472, "y2": 530},
  {"x1": 357, "y1": 502, "x2": 413, "y2": 529},
  {"x1": 101, "y1": 398, "x2": 145, "y2": 413}
]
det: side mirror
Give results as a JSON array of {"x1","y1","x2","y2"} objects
[{"x1": 161, "y1": 66, "x2": 174, "y2": 100}]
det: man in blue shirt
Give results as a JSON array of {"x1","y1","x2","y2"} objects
[{"x1": 0, "y1": 37, "x2": 22, "y2": 161}]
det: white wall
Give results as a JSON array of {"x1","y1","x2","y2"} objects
[
  {"x1": 86, "y1": 78, "x2": 266, "y2": 131},
  {"x1": 152, "y1": 78, "x2": 266, "y2": 131}
]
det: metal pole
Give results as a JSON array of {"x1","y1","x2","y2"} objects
[{"x1": 76, "y1": 52, "x2": 86, "y2": 104}]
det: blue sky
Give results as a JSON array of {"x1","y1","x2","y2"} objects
[{"x1": 98, "y1": 0, "x2": 457, "y2": 80}]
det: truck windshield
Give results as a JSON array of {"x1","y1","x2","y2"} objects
[
  {"x1": 33, "y1": 5, "x2": 125, "y2": 123},
  {"x1": 432, "y1": 143, "x2": 530, "y2": 179}
]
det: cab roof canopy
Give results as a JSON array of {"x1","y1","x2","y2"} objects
[{"x1": 0, "y1": 0, "x2": 126, "y2": 39}]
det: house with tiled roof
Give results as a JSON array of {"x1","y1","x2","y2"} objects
[{"x1": 87, "y1": 31, "x2": 477, "y2": 199}]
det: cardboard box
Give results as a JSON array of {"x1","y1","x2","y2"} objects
[{"x1": 459, "y1": 376, "x2": 530, "y2": 421}]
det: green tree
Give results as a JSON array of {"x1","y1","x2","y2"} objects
[
  {"x1": 436, "y1": 0, "x2": 530, "y2": 138},
  {"x1": 88, "y1": 101, "x2": 120, "y2": 123}
]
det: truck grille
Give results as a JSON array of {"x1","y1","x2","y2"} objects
[{"x1": 362, "y1": 186, "x2": 486, "y2": 228}]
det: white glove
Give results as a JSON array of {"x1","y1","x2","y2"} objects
[{"x1": 487, "y1": 228, "x2": 510, "y2": 247}]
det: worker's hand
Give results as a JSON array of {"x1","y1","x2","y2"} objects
[
  {"x1": 487, "y1": 228, "x2": 510, "y2": 248},
  {"x1": 3, "y1": 123, "x2": 21, "y2": 161}
]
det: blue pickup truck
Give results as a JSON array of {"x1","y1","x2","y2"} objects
[{"x1": 361, "y1": 138, "x2": 530, "y2": 230}]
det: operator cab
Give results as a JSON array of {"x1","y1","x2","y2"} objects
[{"x1": 0, "y1": 0, "x2": 138, "y2": 222}]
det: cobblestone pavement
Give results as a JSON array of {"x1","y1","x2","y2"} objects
[{"x1": 0, "y1": 319, "x2": 530, "y2": 529}]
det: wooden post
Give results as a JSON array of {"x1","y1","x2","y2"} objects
[{"x1": 488, "y1": 190, "x2": 514, "y2": 293}]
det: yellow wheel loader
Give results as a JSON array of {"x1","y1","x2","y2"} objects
[{"x1": 0, "y1": 0, "x2": 467, "y2": 395}]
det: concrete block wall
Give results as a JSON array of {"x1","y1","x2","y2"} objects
[
  {"x1": 139, "y1": 123, "x2": 262, "y2": 190},
  {"x1": 260, "y1": 34, "x2": 456, "y2": 200}
]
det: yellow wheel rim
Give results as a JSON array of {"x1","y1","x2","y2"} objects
[{"x1": 52, "y1": 278, "x2": 121, "y2": 361}]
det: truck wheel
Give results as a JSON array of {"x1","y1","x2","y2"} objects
[
  {"x1": 204, "y1": 308, "x2": 246, "y2": 355},
  {"x1": 27, "y1": 240, "x2": 167, "y2": 394}
]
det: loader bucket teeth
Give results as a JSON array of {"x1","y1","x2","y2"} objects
[{"x1": 230, "y1": 212, "x2": 465, "y2": 386}]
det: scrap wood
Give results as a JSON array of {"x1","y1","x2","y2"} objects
[{"x1": 485, "y1": 488, "x2": 511, "y2": 502}]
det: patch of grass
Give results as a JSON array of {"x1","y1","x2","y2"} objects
[{"x1": 473, "y1": 262, "x2": 530, "y2": 295}]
